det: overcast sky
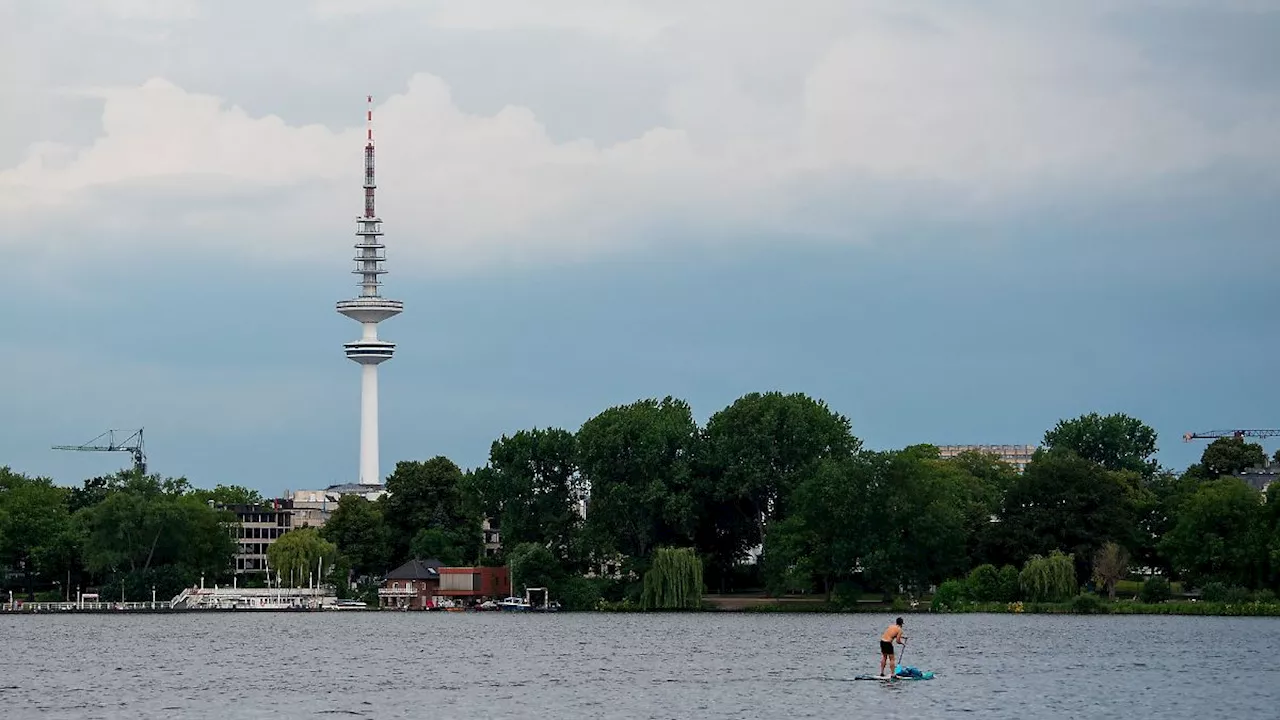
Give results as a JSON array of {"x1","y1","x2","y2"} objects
[{"x1": 2, "y1": 0, "x2": 1278, "y2": 492}]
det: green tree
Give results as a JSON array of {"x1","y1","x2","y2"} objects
[
  {"x1": 698, "y1": 392, "x2": 860, "y2": 587},
  {"x1": 1043, "y1": 412, "x2": 1159, "y2": 478},
  {"x1": 189, "y1": 484, "x2": 264, "y2": 506},
  {"x1": 321, "y1": 494, "x2": 391, "y2": 578},
  {"x1": 383, "y1": 456, "x2": 481, "y2": 566},
  {"x1": 988, "y1": 450, "x2": 1141, "y2": 583},
  {"x1": 0, "y1": 468, "x2": 72, "y2": 599},
  {"x1": 860, "y1": 447, "x2": 972, "y2": 595},
  {"x1": 761, "y1": 456, "x2": 874, "y2": 599},
  {"x1": 1198, "y1": 437, "x2": 1266, "y2": 479},
  {"x1": 465, "y1": 428, "x2": 583, "y2": 560},
  {"x1": 641, "y1": 547, "x2": 704, "y2": 610},
  {"x1": 267, "y1": 527, "x2": 338, "y2": 587},
  {"x1": 1161, "y1": 477, "x2": 1266, "y2": 588},
  {"x1": 507, "y1": 541, "x2": 560, "y2": 595},
  {"x1": 1019, "y1": 551, "x2": 1077, "y2": 602},
  {"x1": 76, "y1": 475, "x2": 236, "y2": 598},
  {"x1": 578, "y1": 397, "x2": 700, "y2": 563}
]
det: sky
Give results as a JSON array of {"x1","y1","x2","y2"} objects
[{"x1": 2, "y1": 0, "x2": 1278, "y2": 493}]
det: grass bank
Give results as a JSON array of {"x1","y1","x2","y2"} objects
[{"x1": 687, "y1": 594, "x2": 1280, "y2": 617}]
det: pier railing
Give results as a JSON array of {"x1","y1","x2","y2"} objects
[{"x1": 2, "y1": 601, "x2": 171, "y2": 613}]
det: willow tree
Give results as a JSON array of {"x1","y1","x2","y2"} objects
[
  {"x1": 641, "y1": 547, "x2": 704, "y2": 610},
  {"x1": 267, "y1": 528, "x2": 338, "y2": 588},
  {"x1": 1019, "y1": 551, "x2": 1077, "y2": 602}
]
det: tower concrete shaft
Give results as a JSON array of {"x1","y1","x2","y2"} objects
[{"x1": 336, "y1": 96, "x2": 402, "y2": 486}]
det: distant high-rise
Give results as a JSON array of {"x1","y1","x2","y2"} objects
[
  {"x1": 936, "y1": 444, "x2": 1037, "y2": 473},
  {"x1": 335, "y1": 96, "x2": 403, "y2": 486}
]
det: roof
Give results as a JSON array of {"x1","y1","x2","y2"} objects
[{"x1": 385, "y1": 558, "x2": 444, "y2": 581}]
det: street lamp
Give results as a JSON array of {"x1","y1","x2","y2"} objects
[{"x1": 152, "y1": 586, "x2": 156, "y2": 605}]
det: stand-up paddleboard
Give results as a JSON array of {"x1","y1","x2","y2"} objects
[{"x1": 854, "y1": 665, "x2": 935, "y2": 681}]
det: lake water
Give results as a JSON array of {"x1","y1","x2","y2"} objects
[{"x1": 2, "y1": 612, "x2": 1277, "y2": 719}]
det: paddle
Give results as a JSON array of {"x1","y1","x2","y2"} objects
[{"x1": 895, "y1": 639, "x2": 907, "y2": 675}]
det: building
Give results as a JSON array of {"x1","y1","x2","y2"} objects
[
  {"x1": 438, "y1": 566, "x2": 510, "y2": 602},
  {"x1": 286, "y1": 484, "x2": 386, "y2": 529},
  {"x1": 936, "y1": 444, "x2": 1038, "y2": 473},
  {"x1": 219, "y1": 500, "x2": 294, "y2": 575},
  {"x1": 377, "y1": 560, "x2": 511, "y2": 609},
  {"x1": 377, "y1": 558, "x2": 441, "y2": 610},
  {"x1": 1234, "y1": 466, "x2": 1277, "y2": 494},
  {"x1": 335, "y1": 96, "x2": 403, "y2": 488},
  {"x1": 482, "y1": 518, "x2": 501, "y2": 558}
]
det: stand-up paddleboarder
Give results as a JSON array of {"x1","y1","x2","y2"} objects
[{"x1": 879, "y1": 617, "x2": 906, "y2": 678}]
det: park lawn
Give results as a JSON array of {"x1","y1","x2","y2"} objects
[{"x1": 1114, "y1": 578, "x2": 1184, "y2": 596}]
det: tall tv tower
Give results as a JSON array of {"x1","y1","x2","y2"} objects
[{"x1": 336, "y1": 96, "x2": 403, "y2": 486}]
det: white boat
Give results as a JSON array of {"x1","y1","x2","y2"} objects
[{"x1": 498, "y1": 596, "x2": 531, "y2": 611}]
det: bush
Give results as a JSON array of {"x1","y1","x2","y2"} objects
[
  {"x1": 1225, "y1": 586, "x2": 1252, "y2": 604},
  {"x1": 967, "y1": 564, "x2": 1002, "y2": 602},
  {"x1": 1071, "y1": 593, "x2": 1105, "y2": 614},
  {"x1": 1201, "y1": 582, "x2": 1229, "y2": 602},
  {"x1": 1140, "y1": 576, "x2": 1172, "y2": 604},
  {"x1": 931, "y1": 579, "x2": 967, "y2": 611},
  {"x1": 554, "y1": 577, "x2": 603, "y2": 611},
  {"x1": 998, "y1": 565, "x2": 1021, "y2": 602},
  {"x1": 1256, "y1": 589, "x2": 1276, "y2": 603}
]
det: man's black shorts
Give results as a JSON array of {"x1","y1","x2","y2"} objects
[{"x1": 880, "y1": 640, "x2": 894, "y2": 655}]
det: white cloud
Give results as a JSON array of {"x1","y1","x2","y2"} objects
[{"x1": 2, "y1": 0, "x2": 1277, "y2": 274}]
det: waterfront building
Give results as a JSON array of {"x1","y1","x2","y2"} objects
[
  {"x1": 377, "y1": 558, "x2": 442, "y2": 610},
  {"x1": 218, "y1": 500, "x2": 294, "y2": 574},
  {"x1": 377, "y1": 559, "x2": 511, "y2": 609},
  {"x1": 936, "y1": 444, "x2": 1038, "y2": 473}
]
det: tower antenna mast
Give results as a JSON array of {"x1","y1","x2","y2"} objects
[{"x1": 335, "y1": 96, "x2": 403, "y2": 486}]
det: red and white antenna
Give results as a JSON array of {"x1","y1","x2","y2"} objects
[{"x1": 364, "y1": 95, "x2": 376, "y2": 218}]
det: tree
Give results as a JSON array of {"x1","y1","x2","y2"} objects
[
  {"x1": 1161, "y1": 477, "x2": 1266, "y2": 588},
  {"x1": 382, "y1": 456, "x2": 480, "y2": 566},
  {"x1": 698, "y1": 392, "x2": 860, "y2": 585},
  {"x1": 859, "y1": 447, "x2": 972, "y2": 595},
  {"x1": 0, "y1": 468, "x2": 72, "y2": 599},
  {"x1": 641, "y1": 547, "x2": 704, "y2": 610},
  {"x1": 1198, "y1": 437, "x2": 1266, "y2": 479},
  {"x1": 76, "y1": 474, "x2": 236, "y2": 599},
  {"x1": 578, "y1": 397, "x2": 700, "y2": 563},
  {"x1": 1043, "y1": 412, "x2": 1159, "y2": 478},
  {"x1": 1020, "y1": 551, "x2": 1077, "y2": 602},
  {"x1": 987, "y1": 449, "x2": 1141, "y2": 583},
  {"x1": 465, "y1": 428, "x2": 583, "y2": 560},
  {"x1": 321, "y1": 494, "x2": 391, "y2": 579},
  {"x1": 507, "y1": 542, "x2": 560, "y2": 595},
  {"x1": 189, "y1": 484, "x2": 264, "y2": 507},
  {"x1": 761, "y1": 456, "x2": 875, "y2": 599},
  {"x1": 1092, "y1": 542, "x2": 1129, "y2": 600},
  {"x1": 268, "y1": 528, "x2": 338, "y2": 587}
]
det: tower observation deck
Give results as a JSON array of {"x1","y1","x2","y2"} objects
[{"x1": 336, "y1": 96, "x2": 402, "y2": 486}]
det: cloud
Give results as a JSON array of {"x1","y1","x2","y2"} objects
[{"x1": 3, "y1": 1, "x2": 1277, "y2": 275}]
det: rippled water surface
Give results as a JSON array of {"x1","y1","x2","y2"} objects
[{"x1": 3, "y1": 612, "x2": 1278, "y2": 719}]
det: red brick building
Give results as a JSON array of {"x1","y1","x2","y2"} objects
[
  {"x1": 377, "y1": 560, "x2": 510, "y2": 609},
  {"x1": 377, "y1": 559, "x2": 441, "y2": 609}
]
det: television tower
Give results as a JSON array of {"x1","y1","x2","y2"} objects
[{"x1": 336, "y1": 96, "x2": 403, "y2": 486}]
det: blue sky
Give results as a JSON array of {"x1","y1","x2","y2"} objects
[{"x1": 2, "y1": 1, "x2": 1278, "y2": 492}]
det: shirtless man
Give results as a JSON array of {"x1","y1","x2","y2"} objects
[{"x1": 879, "y1": 617, "x2": 906, "y2": 678}]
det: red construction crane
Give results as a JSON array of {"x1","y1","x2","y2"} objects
[{"x1": 1182, "y1": 429, "x2": 1280, "y2": 443}]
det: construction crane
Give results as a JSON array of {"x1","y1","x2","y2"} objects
[
  {"x1": 52, "y1": 428, "x2": 146, "y2": 475},
  {"x1": 1183, "y1": 429, "x2": 1280, "y2": 443}
]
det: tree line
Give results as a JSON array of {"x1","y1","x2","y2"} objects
[{"x1": 5, "y1": 393, "x2": 1279, "y2": 608}]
